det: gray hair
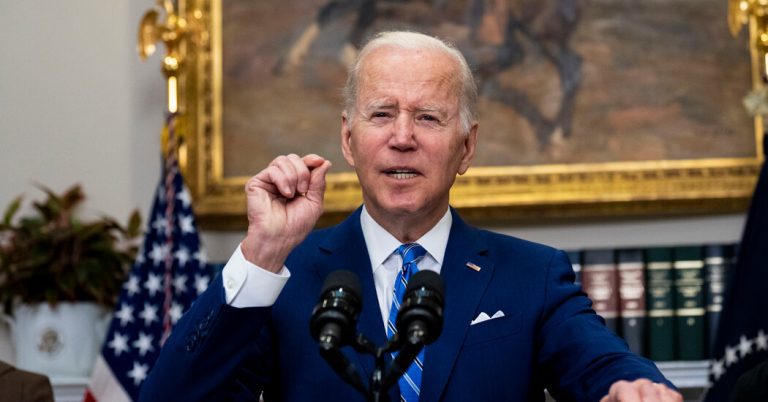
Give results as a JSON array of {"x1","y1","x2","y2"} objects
[{"x1": 342, "y1": 31, "x2": 478, "y2": 135}]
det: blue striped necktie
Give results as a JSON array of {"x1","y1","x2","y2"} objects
[{"x1": 387, "y1": 243, "x2": 427, "y2": 402}]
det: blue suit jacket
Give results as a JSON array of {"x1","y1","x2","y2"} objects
[{"x1": 140, "y1": 208, "x2": 671, "y2": 401}]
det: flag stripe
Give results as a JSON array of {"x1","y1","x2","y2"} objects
[{"x1": 85, "y1": 356, "x2": 132, "y2": 402}]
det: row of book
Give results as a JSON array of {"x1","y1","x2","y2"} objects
[{"x1": 566, "y1": 243, "x2": 737, "y2": 362}]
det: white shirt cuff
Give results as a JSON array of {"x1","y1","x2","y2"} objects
[{"x1": 221, "y1": 244, "x2": 290, "y2": 308}]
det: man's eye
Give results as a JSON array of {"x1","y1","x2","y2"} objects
[
  {"x1": 419, "y1": 114, "x2": 439, "y2": 122},
  {"x1": 372, "y1": 112, "x2": 390, "y2": 118}
]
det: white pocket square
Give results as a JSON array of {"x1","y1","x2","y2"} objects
[{"x1": 470, "y1": 310, "x2": 506, "y2": 325}]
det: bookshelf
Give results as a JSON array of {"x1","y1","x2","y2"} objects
[{"x1": 656, "y1": 360, "x2": 709, "y2": 388}]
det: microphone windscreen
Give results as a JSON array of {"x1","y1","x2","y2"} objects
[
  {"x1": 405, "y1": 270, "x2": 444, "y2": 299},
  {"x1": 321, "y1": 269, "x2": 362, "y2": 298}
]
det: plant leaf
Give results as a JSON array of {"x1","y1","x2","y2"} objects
[{"x1": 2, "y1": 195, "x2": 23, "y2": 226}]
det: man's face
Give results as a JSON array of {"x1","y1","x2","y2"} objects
[{"x1": 341, "y1": 46, "x2": 477, "y2": 223}]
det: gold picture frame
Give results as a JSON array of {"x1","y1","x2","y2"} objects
[{"x1": 175, "y1": 0, "x2": 764, "y2": 229}]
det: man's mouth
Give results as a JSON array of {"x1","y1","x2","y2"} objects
[{"x1": 385, "y1": 169, "x2": 419, "y2": 179}]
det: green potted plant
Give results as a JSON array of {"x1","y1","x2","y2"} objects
[{"x1": 0, "y1": 184, "x2": 141, "y2": 377}]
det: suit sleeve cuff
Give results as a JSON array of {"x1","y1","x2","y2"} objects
[{"x1": 221, "y1": 244, "x2": 290, "y2": 308}]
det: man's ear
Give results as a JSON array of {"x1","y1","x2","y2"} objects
[
  {"x1": 340, "y1": 111, "x2": 356, "y2": 168},
  {"x1": 457, "y1": 123, "x2": 478, "y2": 175}
]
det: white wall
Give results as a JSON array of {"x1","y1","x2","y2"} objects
[
  {"x1": 0, "y1": 0, "x2": 750, "y2": 367},
  {"x1": 0, "y1": 0, "x2": 164, "y2": 364}
]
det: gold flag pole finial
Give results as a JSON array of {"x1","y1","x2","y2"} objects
[
  {"x1": 138, "y1": 0, "x2": 202, "y2": 160},
  {"x1": 729, "y1": 0, "x2": 768, "y2": 158},
  {"x1": 138, "y1": 0, "x2": 190, "y2": 114}
]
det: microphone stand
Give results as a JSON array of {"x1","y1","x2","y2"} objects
[{"x1": 318, "y1": 331, "x2": 425, "y2": 402}]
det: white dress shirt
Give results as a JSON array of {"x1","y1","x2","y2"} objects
[
  {"x1": 220, "y1": 206, "x2": 452, "y2": 329},
  {"x1": 361, "y1": 207, "x2": 450, "y2": 329}
]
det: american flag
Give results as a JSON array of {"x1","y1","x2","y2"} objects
[
  {"x1": 85, "y1": 114, "x2": 211, "y2": 402},
  {"x1": 704, "y1": 139, "x2": 768, "y2": 401}
]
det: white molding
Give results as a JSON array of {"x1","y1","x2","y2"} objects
[
  {"x1": 656, "y1": 360, "x2": 709, "y2": 388},
  {"x1": 51, "y1": 377, "x2": 88, "y2": 402}
]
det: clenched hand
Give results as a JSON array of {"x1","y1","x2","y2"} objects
[{"x1": 240, "y1": 154, "x2": 332, "y2": 272}]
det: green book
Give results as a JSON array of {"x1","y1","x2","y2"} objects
[
  {"x1": 673, "y1": 246, "x2": 706, "y2": 360},
  {"x1": 645, "y1": 247, "x2": 675, "y2": 361}
]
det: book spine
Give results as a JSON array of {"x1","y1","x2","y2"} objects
[
  {"x1": 673, "y1": 246, "x2": 706, "y2": 360},
  {"x1": 645, "y1": 247, "x2": 676, "y2": 361},
  {"x1": 617, "y1": 249, "x2": 646, "y2": 356},
  {"x1": 704, "y1": 243, "x2": 735, "y2": 357},
  {"x1": 581, "y1": 249, "x2": 619, "y2": 333}
]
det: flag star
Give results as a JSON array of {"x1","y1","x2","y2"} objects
[
  {"x1": 738, "y1": 335, "x2": 753, "y2": 358},
  {"x1": 755, "y1": 330, "x2": 768, "y2": 351},
  {"x1": 156, "y1": 185, "x2": 166, "y2": 203},
  {"x1": 108, "y1": 332, "x2": 130, "y2": 356},
  {"x1": 173, "y1": 274, "x2": 188, "y2": 294},
  {"x1": 179, "y1": 214, "x2": 195, "y2": 234},
  {"x1": 152, "y1": 214, "x2": 169, "y2": 235},
  {"x1": 139, "y1": 303, "x2": 159, "y2": 326},
  {"x1": 134, "y1": 247, "x2": 146, "y2": 265},
  {"x1": 169, "y1": 302, "x2": 183, "y2": 325},
  {"x1": 725, "y1": 345, "x2": 739, "y2": 366},
  {"x1": 195, "y1": 274, "x2": 210, "y2": 295},
  {"x1": 123, "y1": 275, "x2": 141, "y2": 297},
  {"x1": 177, "y1": 186, "x2": 192, "y2": 208},
  {"x1": 194, "y1": 249, "x2": 207, "y2": 266},
  {"x1": 115, "y1": 303, "x2": 135, "y2": 326},
  {"x1": 144, "y1": 273, "x2": 163, "y2": 297},
  {"x1": 132, "y1": 332, "x2": 155, "y2": 356},
  {"x1": 126, "y1": 361, "x2": 149, "y2": 385},
  {"x1": 174, "y1": 247, "x2": 190, "y2": 268},
  {"x1": 710, "y1": 359, "x2": 725, "y2": 381},
  {"x1": 149, "y1": 243, "x2": 169, "y2": 266}
]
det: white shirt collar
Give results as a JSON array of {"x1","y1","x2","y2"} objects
[{"x1": 360, "y1": 205, "x2": 452, "y2": 272}]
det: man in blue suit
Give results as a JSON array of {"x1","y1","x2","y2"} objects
[{"x1": 140, "y1": 31, "x2": 682, "y2": 402}]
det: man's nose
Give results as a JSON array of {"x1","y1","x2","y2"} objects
[{"x1": 389, "y1": 115, "x2": 416, "y2": 150}]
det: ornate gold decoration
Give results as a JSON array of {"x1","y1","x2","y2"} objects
[
  {"x1": 170, "y1": 1, "x2": 764, "y2": 229},
  {"x1": 730, "y1": 0, "x2": 768, "y2": 127},
  {"x1": 138, "y1": 0, "x2": 205, "y2": 161}
]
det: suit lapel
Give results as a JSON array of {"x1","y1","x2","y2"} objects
[
  {"x1": 315, "y1": 208, "x2": 387, "y2": 381},
  {"x1": 313, "y1": 208, "x2": 493, "y2": 401},
  {"x1": 421, "y1": 211, "x2": 494, "y2": 402}
]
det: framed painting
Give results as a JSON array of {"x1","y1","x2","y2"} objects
[{"x1": 176, "y1": 0, "x2": 764, "y2": 229}]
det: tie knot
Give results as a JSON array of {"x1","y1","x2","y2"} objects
[{"x1": 397, "y1": 243, "x2": 427, "y2": 266}]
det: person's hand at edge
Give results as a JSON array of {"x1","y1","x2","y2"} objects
[{"x1": 599, "y1": 378, "x2": 683, "y2": 402}]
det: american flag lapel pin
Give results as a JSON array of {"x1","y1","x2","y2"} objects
[{"x1": 466, "y1": 262, "x2": 481, "y2": 272}]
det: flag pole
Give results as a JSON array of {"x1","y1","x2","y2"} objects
[
  {"x1": 137, "y1": 0, "x2": 205, "y2": 346},
  {"x1": 83, "y1": 5, "x2": 210, "y2": 400}
]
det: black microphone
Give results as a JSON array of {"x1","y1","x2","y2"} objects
[
  {"x1": 397, "y1": 270, "x2": 445, "y2": 345},
  {"x1": 309, "y1": 270, "x2": 362, "y2": 349},
  {"x1": 309, "y1": 270, "x2": 368, "y2": 396},
  {"x1": 383, "y1": 270, "x2": 445, "y2": 389}
]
